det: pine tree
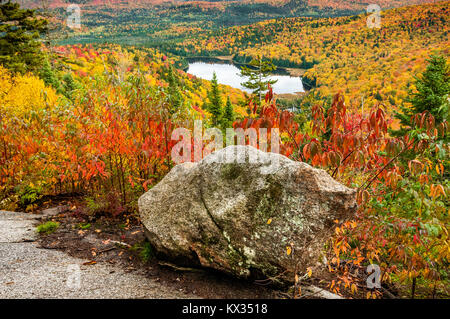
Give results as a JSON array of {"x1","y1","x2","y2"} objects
[
  {"x1": 206, "y1": 72, "x2": 223, "y2": 127},
  {"x1": 166, "y1": 66, "x2": 183, "y2": 114},
  {"x1": 0, "y1": 1, "x2": 48, "y2": 74},
  {"x1": 221, "y1": 96, "x2": 235, "y2": 130},
  {"x1": 240, "y1": 55, "x2": 277, "y2": 107},
  {"x1": 40, "y1": 57, "x2": 60, "y2": 90},
  {"x1": 62, "y1": 73, "x2": 80, "y2": 101},
  {"x1": 392, "y1": 55, "x2": 449, "y2": 136}
]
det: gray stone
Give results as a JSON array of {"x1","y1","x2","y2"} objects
[
  {"x1": 138, "y1": 145, "x2": 357, "y2": 282},
  {"x1": 0, "y1": 211, "x2": 38, "y2": 243},
  {"x1": 0, "y1": 242, "x2": 193, "y2": 299},
  {"x1": 0, "y1": 210, "x2": 195, "y2": 299},
  {"x1": 40, "y1": 205, "x2": 69, "y2": 217}
]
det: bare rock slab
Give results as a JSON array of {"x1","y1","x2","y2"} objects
[
  {"x1": 0, "y1": 210, "x2": 194, "y2": 299},
  {"x1": 0, "y1": 211, "x2": 38, "y2": 243},
  {"x1": 138, "y1": 146, "x2": 357, "y2": 282},
  {"x1": 0, "y1": 207, "x2": 67, "y2": 243}
]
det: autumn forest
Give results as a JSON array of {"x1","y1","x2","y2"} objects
[{"x1": 0, "y1": 0, "x2": 449, "y2": 301}]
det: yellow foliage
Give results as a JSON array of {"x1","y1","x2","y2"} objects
[{"x1": 0, "y1": 66, "x2": 58, "y2": 117}]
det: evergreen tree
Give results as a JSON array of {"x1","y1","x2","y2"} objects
[
  {"x1": 166, "y1": 66, "x2": 183, "y2": 114},
  {"x1": 62, "y1": 73, "x2": 80, "y2": 101},
  {"x1": 221, "y1": 96, "x2": 235, "y2": 130},
  {"x1": 0, "y1": 1, "x2": 48, "y2": 74},
  {"x1": 39, "y1": 57, "x2": 60, "y2": 90},
  {"x1": 240, "y1": 55, "x2": 277, "y2": 107},
  {"x1": 375, "y1": 91, "x2": 383, "y2": 101},
  {"x1": 392, "y1": 55, "x2": 449, "y2": 136},
  {"x1": 206, "y1": 72, "x2": 223, "y2": 127}
]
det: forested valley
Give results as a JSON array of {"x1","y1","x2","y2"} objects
[{"x1": 0, "y1": 0, "x2": 448, "y2": 300}]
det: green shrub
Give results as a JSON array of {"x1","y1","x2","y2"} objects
[
  {"x1": 77, "y1": 222, "x2": 91, "y2": 230},
  {"x1": 17, "y1": 184, "x2": 43, "y2": 210},
  {"x1": 140, "y1": 241, "x2": 154, "y2": 262},
  {"x1": 130, "y1": 241, "x2": 154, "y2": 262},
  {"x1": 36, "y1": 221, "x2": 59, "y2": 234}
]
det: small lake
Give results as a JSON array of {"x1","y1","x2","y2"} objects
[{"x1": 186, "y1": 61, "x2": 304, "y2": 94}]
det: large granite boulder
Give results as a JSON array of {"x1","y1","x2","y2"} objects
[{"x1": 138, "y1": 145, "x2": 357, "y2": 282}]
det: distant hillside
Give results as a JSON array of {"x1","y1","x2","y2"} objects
[
  {"x1": 18, "y1": 0, "x2": 443, "y2": 10},
  {"x1": 16, "y1": 0, "x2": 169, "y2": 8},
  {"x1": 306, "y1": 0, "x2": 442, "y2": 10},
  {"x1": 173, "y1": 1, "x2": 449, "y2": 110},
  {"x1": 16, "y1": 0, "x2": 447, "y2": 54}
]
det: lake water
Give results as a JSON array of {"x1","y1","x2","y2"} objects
[{"x1": 186, "y1": 61, "x2": 304, "y2": 94}]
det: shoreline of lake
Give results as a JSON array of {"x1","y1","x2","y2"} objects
[
  {"x1": 183, "y1": 56, "x2": 307, "y2": 78},
  {"x1": 184, "y1": 58, "x2": 307, "y2": 95}
]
